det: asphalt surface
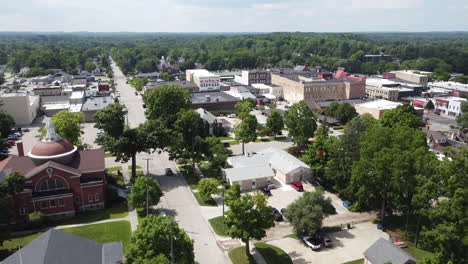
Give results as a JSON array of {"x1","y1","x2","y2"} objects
[{"x1": 110, "y1": 59, "x2": 230, "y2": 264}]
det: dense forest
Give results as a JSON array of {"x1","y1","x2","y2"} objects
[{"x1": 1, "y1": 32, "x2": 468, "y2": 78}]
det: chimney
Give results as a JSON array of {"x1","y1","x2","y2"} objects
[{"x1": 17, "y1": 141, "x2": 24, "y2": 157}]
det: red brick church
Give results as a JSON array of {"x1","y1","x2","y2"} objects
[{"x1": 0, "y1": 121, "x2": 106, "y2": 221}]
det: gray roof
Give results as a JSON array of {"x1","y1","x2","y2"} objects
[
  {"x1": 196, "y1": 108, "x2": 216, "y2": 124},
  {"x1": 82, "y1": 96, "x2": 113, "y2": 111},
  {"x1": 364, "y1": 238, "x2": 416, "y2": 264},
  {"x1": 0, "y1": 229, "x2": 123, "y2": 264},
  {"x1": 191, "y1": 91, "x2": 241, "y2": 104},
  {"x1": 146, "y1": 80, "x2": 197, "y2": 90},
  {"x1": 227, "y1": 148, "x2": 309, "y2": 175},
  {"x1": 225, "y1": 165, "x2": 274, "y2": 182}
]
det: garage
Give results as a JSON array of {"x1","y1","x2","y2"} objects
[{"x1": 224, "y1": 165, "x2": 275, "y2": 191}]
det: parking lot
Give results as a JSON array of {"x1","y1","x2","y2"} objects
[{"x1": 269, "y1": 222, "x2": 389, "y2": 264}]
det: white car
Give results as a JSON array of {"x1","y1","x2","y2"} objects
[
  {"x1": 227, "y1": 113, "x2": 236, "y2": 118},
  {"x1": 302, "y1": 236, "x2": 322, "y2": 250}
]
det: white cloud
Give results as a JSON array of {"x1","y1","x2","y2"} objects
[{"x1": 349, "y1": 0, "x2": 425, "y2": 10}]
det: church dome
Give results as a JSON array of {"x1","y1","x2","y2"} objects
[{"x1": 28, "y1": 121, "x2": 77, "y2": 165}]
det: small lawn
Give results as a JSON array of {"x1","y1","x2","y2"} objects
[
  {"x1": 105, "y1": 152, "x2": 114, "y2": 158},
  {"x1": 218, "y1": 136, "x2": 235, "y2": 141},
  {"x1": 342, "y1": 259, "x2": 364, "y2": 264},
  {"x1": 209, "y1": 216, "x2": 228, "y2": 236},
  {"x1": 54, "y1": 201, "x2": 129, "y2": 226},
  {"x1": 284, "y1": 233, "x2": 299, "y2": 239},
  {"x1": 193, "y1": 192, "x2": 217, "y2": 206},
  {"x1": 128, "y1": 165, "x2": 142, "y2": 170},
  {"x1": 254, "y1": 242, "x2": 292, "y2": 264},
  {"x1": 228, "y1": 246, "x2": 256, "y2": 264},
  {"x1": 180, "y1": 166, "x2": 200, "y2": 189},
  {"x1": 0, "y1": 221, "x2": 132, "y2": 260},
  {"x1": 405, "y1": 245, "x2": 434, "y2": 262}
]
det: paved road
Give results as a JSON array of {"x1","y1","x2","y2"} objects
[
  {"x1": 110, "y1": 58, "x2": 230, "y2": 264},
  {"x1": 157, "y1": 175, "x2": 230, "y2": 264},
  {"x1": 111, "y1": 60, "x2": 146, "y2": 128},
  {"x1": 425, "y1": 112, "x2": 457, "y2": 131}
]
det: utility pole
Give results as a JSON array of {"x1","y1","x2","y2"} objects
[{"x1": 142, "y1": 156, "x2": 153, "y2": 215}]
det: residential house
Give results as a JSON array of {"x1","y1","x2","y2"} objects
[
  {"x1": 224, "y1": 165, "x2": 275, "y2": 191},
  {"x1": 196, "y1": 108, "x2": 225, "y2": 136},
  {"x1": 0, "y1": 228, "x2": 123, "y2": 264},
  {"x1": 0, "y1": 121, "x2": 106, "y2": 221},
  {"x1": 226, "y1": 147, "x2": 310, "y2": 190},
  {"x1": 363, "y1": 238, "x2": 416, "y2": 264}
]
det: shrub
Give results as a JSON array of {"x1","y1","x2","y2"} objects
[{"x1": 28, "y1": 211, "x2": 45, "y2": 228}]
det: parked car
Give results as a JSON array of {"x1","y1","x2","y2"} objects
[
  {"x1": 260, "y1": 186, "x2": 271, "y2": 196},
  {"x1": 309, "y1": 177, "x2": 323, "y2": 187},
  {"x1": 165, "y1": 168, "x2": 174, "y2": 176},
  {"x1": 6, "y1": 140, "x2": 15, "y2": 146},
  {"x1": 271, "y1": 207, "x2": 283, "y2": 221},
  {"x1": 22, "y1": 128, "x2": 30, "y2": 132},
  {"x1": 223, "y1": 142, "x2": 230, "y2": 148},
  {"x1": 266, "y1": 183, "x2": 277, "y2": 190},
  {"x1": 303, "y1": 236, "x2": 322, "y2": 250},
  {"x1": 319, "y1": 234, "x2": 333, "y2": 247},
  {"x1": 290, "y1": 181, "x2": 304, "y2": 192},
  {"x1": 134, "y1": 91, "x2": 138, "y2": 96},
  {"x1": 142, "y1": 104, "x2": 146, "y2": 108},
  {"x1": 227, "y1": 113, "x2": 236, "y2": 118}
]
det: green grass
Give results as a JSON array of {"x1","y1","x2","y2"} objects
[
  {"x1": 218, "y1": 136, "x2": 235, "y2": 141},
  {"x1": 128, "y1": 165, "x2": 142, "y2": 170},
  {"x1": 342, "y1": 259, "x2": 364, "y2": 264},
  {"x1": 106, "y1": 166, "x2": 123, "y2": 172},
  {"x1": 105, "y1": 152, "x2": 114, "y2": 158},
  {"x1": 54, "y1": 201, "x2": 129, "y2": 226},
  {"x1": 0, "y1": 221, "x2": 132, "y2": 260},
  {"x1": 228, "y1": 246, "x2": 257, "y2": 264},
  {"x1": 106, "y1": 170, "x2": 125, "y2": 186},
  {"x1": 180, "y1": 167, "x2": 200, "y2": 189},
  {"x1": 404, "y1": 245, "x2": 434, "y2": 261},
  {"x1": 284, "y1": 233, "x2": 299, "y2": 239},
  {"x1": 209, "y1": 216, "x2": 228, "y2": 236},
  {"x1": 255, "y1": 242, "x2": 292, "y2": 264},
  {"x1": 193, "y1": 192, "x2": 217, "y2": 206}
]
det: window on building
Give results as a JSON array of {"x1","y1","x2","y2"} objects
[
  {"x1": 95, "y1": 193, "x2": 100, "y2": 201},
  {"x1": 88, "y1": 194, "x2": 93, "y2": 202},
  {"x1": 50, "y1": 200, "x2": 56, "y2": 207},
  {"x1": 19, "y1": 208, "x2": 27, "y2": 215},
  {"x1": 39, "y1": 178, "x2": 66, "y2": 192},
  {"x1": 41, "y1": 201, "x2": 48, "y2": 209},
  {"x1": 75, "y1": 196, "x2": 81, "y2": 204},
  {"x1": 59, "y1": 199, "x2": 65, "y2": 207}
]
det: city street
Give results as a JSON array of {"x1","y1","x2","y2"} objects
[{"x1": 110, "y1": 59, "x2": 230, "y2": 264}]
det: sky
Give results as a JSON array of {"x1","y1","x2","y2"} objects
[{"x1": 1, "y1": 0, "x2": 467, "y2": 32}]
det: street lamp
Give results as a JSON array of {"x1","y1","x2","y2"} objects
[
  {"x1": 142, "y1": 156, "x2": 153, "y2": 216},
  {"x1": 163, "y1": 220, "x2": 176, "y2": 264}
]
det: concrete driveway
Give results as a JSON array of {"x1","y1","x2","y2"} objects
[{"x1": 268, "y1": 222, "x2": 389, "y2": 264}]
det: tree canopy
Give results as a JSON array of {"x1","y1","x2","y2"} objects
[
  {"x1": 50, "y1": 110, "x2": 84, "y2": 147},
  {"x1": 128, "y1": 176, "x2": 163, "y2": 211},
  {"x1": 284, "y1": 101, "x2": 317, "y2": 146}
]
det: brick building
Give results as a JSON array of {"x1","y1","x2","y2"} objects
[
  {"x1": 234, "y1": 70, "x2": 271, "y2": 85},
  {"x1": 271, "y1": 69, "x2": 366, "y2": 107},
  {"x1": 0, "y1": 121, "x2": 106, "y2": 221}
]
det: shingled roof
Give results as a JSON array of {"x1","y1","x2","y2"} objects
[
  {"x1": 0, "y1": 229, "x2": 123, "y2": 264},
  {"x1": 364, "y1": 238, "x2": 416, "y2": 264}
]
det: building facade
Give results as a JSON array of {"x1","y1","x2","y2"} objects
[
  {"x1": 234, "y1": 70, "x2": 271, "y2": 85},
  {"x1": 366, "y1": 86, "x2": 399, "y2": 101},
  {"x1": 186, "y1": 69, "x2": 220, "y2": 92},
  {"x1": 435, "y1": 97, "x2": 467, "y2": 116},
  {"x1": 393, "y1": 70, "x2": 430, "y2": 87},
  {"x1": 0, "y1": 122, "x2": 106, "y2": 221},
  {"x1": 0, "y1": 92, "x2": 40, "y2": 125}
]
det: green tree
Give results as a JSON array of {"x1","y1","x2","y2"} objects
[
  {"x1": 0, "y1": 73, "x2": 4, "y2": 85},
  {"x1": 234, "y1": 114, "x2": 258, "y2": 155},
  {"x1": 225, "y1": 192, "x2": 275, "y2": 257},
  {"x1": 334, "y1": 102, "x2": 358, "y2": 124},
  {"x1": 198, "y1": 178, "x2": 220, "y2": 200},
  {"x1": 456, "y1": 101, "x2": 468, "y2": 130},
  {"x1": 0, "y1": 112, "x2": 15, "y2": 139},
  {"x1": 125, "y1": 215, "x2": 194, "y2": 264},
  {"x1": 284, "y1": 101, "x2": 317, "y2": 146},
  {"x1": 51, "y1": 110, "x2": 84, "y2": 146},
  {"x1": 12, "y1": 80, "x2": 20, "y2": 90},
  {"x1": 266, "y1": 109, "x2": 284, "y2": 139},
  {"x1": 84, "y1": 59, "x2": 96, "y2": 72},
  {"x1": 136, "y1": 58, "x2": 158, "y2": 73},
  {"x1": 129, "y1": 77, "x2": 148, "y2": 92},
  {"x1": 170, "y1": 109, "x2": 208, "y2": 171},
  {"x1": 0, "y1": 172, "x2": 26, "y2": 225},
  {"x1": 144, "y1": 84, "x2": 191, "y2": 127},
  {"x1": 380, "y1": 104, "x2": 421, "y2": 128},
  {"x1": 303, "y1": 135, "x2": 338, "y2": 180},
  {"x1": 283, "y1": 189, "x2": 334, "y2": 237},
  {"x1": 203, "y1": 137, "x2": 232, "y2": 177},
  {"x1": 224, "y1": 184, "x2": 241, "y2": 206},
  {"x1": 161, "y1": 72, "x2": 170, "y2": 81},
  {"x1": 128, "y1": 176, "x2": 163, "y2": 211},
  {"x1": 94, "y1": 103, "x2": 127, "y2": 138},
  {"x1": 235, "y1": 100, "x2": 255, "y2": 118}
]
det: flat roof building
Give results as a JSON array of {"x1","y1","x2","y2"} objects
[
  {"x1": 191, "y1": 91, "x2": 241, "y2": 111},
  {"x1": 0, "y1": 92, "x2": 40, "y2": 125},
  {"x1": 186, "y1": 69, "x2": 220, "y2": 92}
]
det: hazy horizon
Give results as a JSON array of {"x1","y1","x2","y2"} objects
[{"x1": 1, "y1": 0, "x2": 467, "y2": 32}]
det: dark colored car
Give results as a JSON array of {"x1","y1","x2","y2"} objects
[
  {"x1": 142, "y1": 104, "x2": 147, "y2": 108},
  {"x1": 261, "y1": 186, "x2": 271, "y2": 196},
  {"x1": 318, "y1": 234, "x2": 333, "y2": 247},
  {"x1": 271, "y1": 207, "x2": 283, "y2": 221},
  {"x1": 165, "y1": 168, "x2": 174, "y2": 176},
  {"x1": 290, "y1": 181, "x2": 304, "y2": 192},
  {"x1": 134, "y1": 91, "x2": 138, "y2": 96},
  {"x1": 223, "y1": 142, "x2": 230, "y2": 147},
  {"x1": 6, "y1": 140, "x2": 15, "y2": 146}
]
